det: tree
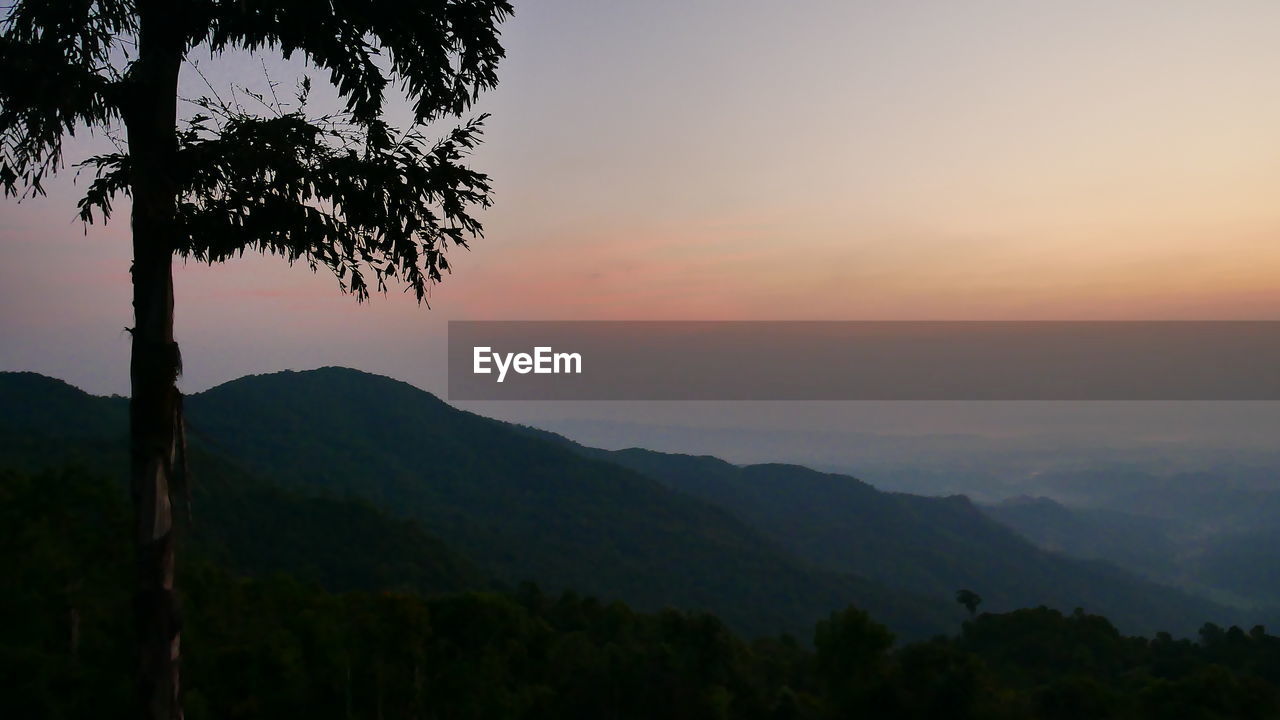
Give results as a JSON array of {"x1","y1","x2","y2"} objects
[
  {"x1": 813, "y1": 605, "x2": 895, "y2": 714},
  {"x1": 956, "y1": 589, "x2": 982, "y2": 617},
  {"x1": 0, "y1": 2, "x2": 512, "y2": 717}
]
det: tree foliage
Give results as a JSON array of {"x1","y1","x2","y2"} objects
[
  {"x1": 1, "y1": 0, "x2": 513, "y2": 300},
  {"x1": 957, "y1": 589, "x2": 983, "y2": 616}
]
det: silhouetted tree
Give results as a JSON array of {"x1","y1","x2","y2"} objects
[
  {"x1": 814, "y1": 605, "x2": 895, "y2": 714},
  {"x1": 956, "y1": 589, "x2": 982, "y2": 616},
  {"x1": 0, "y1": 2, "x2": 511, "y2": 717}
]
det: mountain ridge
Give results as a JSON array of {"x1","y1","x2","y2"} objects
[
  {"x1": 0, "y1": 367, "x2": 1239, "y2": 637},
  {"x1": 525, "y1": 419, "x2": 1233, "y2": 635}
]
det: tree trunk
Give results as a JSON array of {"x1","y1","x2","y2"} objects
[
  {"x1": 125, "y1": 3, "x2": 184, "y2": 718},
  {"x1": 129, "y1": 216, "x2": 183, "y2": 720}
]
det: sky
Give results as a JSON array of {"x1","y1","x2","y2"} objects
[{"x1": 2, "y1": 1, "x2": 1279, "y2": 467}]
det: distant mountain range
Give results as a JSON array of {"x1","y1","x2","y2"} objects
[
  {"x1": 0, "y1": 367, "x2": 1251, "y2": 638},
  {"x1": 983, "y1": 496, "x2": 1188, "y2": 583},
  {"x1": 530, "y1": 434, "x2": 1233, "y2": 635},
  {"x1": 985, "y1": 494, "x2": 1280, "y2": 615}
]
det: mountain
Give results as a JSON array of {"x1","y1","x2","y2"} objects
[
  {"x1": 0, "y1": 373, "x2": 482, "y2": 599},
  {"x1": 538, "y1": 438, "x2": 1233, "y2": 636},
  {"x1": 0, "y1": 371, "x2": 129, "y2": 471},
  {"x1": 985, "y1": 495, "x2": 1280, "y2": 615},
  {"x1": 1198, "y1": 527, "x2": 1280, "y2": 607},
  {"x1": 183, "y1": 367, "x2": 953, "y2": 637},
  {"x1": 1009, "y1": 465, "x2": 1280, "y2": 531},
  {"x1": 193, "y1": 465, "x2": 486, "y2": 595},
  {"x1": 0, "y1": 369, "x2": 954, "y2": 639},
  {"x1": 982, "y1": 496, "x2": 1188, "y2": 584},
  {"x1": 0, "y1": 368, "x2": 1239, "y2": 638}
]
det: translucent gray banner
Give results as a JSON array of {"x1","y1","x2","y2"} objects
[{"x1": 447, "y1": 321, "x2": 1280, "y2": 400}]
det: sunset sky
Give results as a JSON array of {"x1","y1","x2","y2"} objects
[{"x1": 2, "y1": 0, "x2": 1278, "y2": 412}]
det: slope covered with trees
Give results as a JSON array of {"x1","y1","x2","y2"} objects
[
  {"x1": 4, "y1": 465, "x2": 1279, "y2": 719},
  {"x1": 987, "y1": 494, "x2": 1280, "y2": 620},
  {"x1": 0, "y1": 370, "x2": 953, "y2": 639},
  {"x1": 0, "y1": 374, "x2": 483, "y2": 600},
  {"x1": 0, "y1": 368, "x2": 1244, "y2": 639},
  {"x1": 552, "y1": 443, "x2": 1230, "y2": 636}
]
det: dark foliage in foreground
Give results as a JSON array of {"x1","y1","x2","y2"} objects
[{"x1": 4, "y1": 467, "x2": 1279, "y2": 719}]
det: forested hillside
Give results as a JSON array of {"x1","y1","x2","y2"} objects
[
  {"x1": 0, "y1": 370, "x2": 952, "y2": 638},
  {"x1": 545, "y1": 438, "x2": 1230, "y2": 636},
  {"x1": 4, "y1": 466, "x2": 1279, "y2": 719},
  {"x1": 0, "y1": 369, "x2": 1244, "y2": 638},
  {"x1": 987, "y1": 494, "x2": 1280, "y2": 620}
]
